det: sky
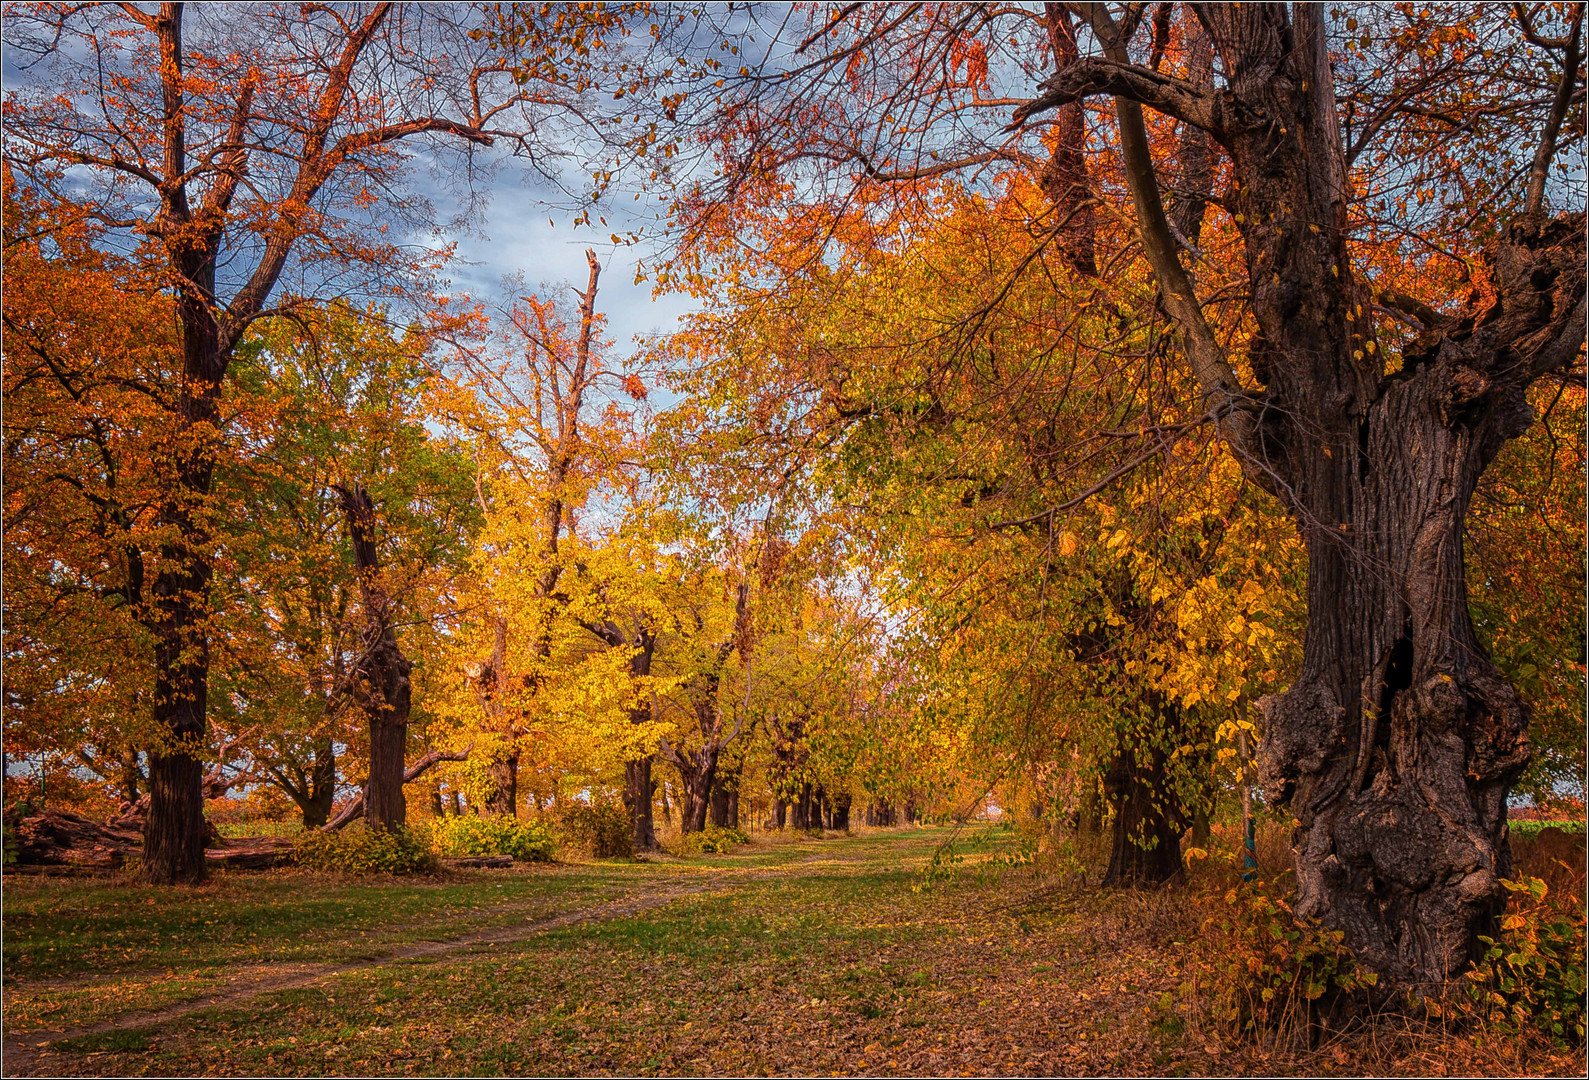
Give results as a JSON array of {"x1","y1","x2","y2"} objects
[{"x1": 435, "y1": 178, "x2": 703, "y2": 369}]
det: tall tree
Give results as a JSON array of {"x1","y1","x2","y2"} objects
[
  {"x1": 447, "y1": 251, "x2": 616, "y2": 818},
  {"x1": 2, "y1": 2, "x2": 612, "y2": 881}
]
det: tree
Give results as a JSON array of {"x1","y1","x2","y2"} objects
[
  {"x1": 443, "y1": 251, "x2": 623, "y2": 818},
  {"x1": 1020, "y1": 2, "x2": 1585, "y2": 984},
  {"x1": 222, "y1": 304, "x2": 478, "y2": 828},
  {"x1": 657, "y1": 581, "x2": 750, "y2": 833},
  {"x1": 658, "y1": 0, "x2": 1585, "y2": 983},
  {"x1": 3, "y1": 2, "x2": 610, "y2": 881}
]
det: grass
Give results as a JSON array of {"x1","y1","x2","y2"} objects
[
  {"x1": 3, "y1": 826, "x2": 1583, "y2": 1076},
  {"x1": 1509, "y1": 818, "x2": 1586, "y2": 841}
]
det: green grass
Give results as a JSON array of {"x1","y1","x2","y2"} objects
[
  {"x1": 7, "y1": 827, "x2": 1580, "y2": 1076},
  {"x1": 1, "y1": 865, "x2": 634, "y2": 983},
  {"x1": 1510, "y1": 818, "x2": 1586, "y2": 840},
  {"x1": 16, "y1": 830, "x2": 1032, "y2": 1075}
]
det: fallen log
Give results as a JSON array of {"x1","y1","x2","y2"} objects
[
  {"x1": 441, "y1": 854, "x2": 513, "y2": 869},
  {"x1": 11, "y1": 808, "x2": 143, "y2": 865},
  {"x1": 10, "y1": 809, "x2": 279, "y2": 870},
  {"x1": 323, "y1": 746, "x2": 472, "y2": 832},
  {"x1": 206, "y1": 838, "x2": 294, "y2": 870}
]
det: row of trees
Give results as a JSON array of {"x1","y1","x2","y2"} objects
[{"x1": 3, "y1": 2, "x2": 1583, "y2": 991}]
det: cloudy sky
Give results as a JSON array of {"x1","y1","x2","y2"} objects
[{"x1": 435, "y1": 177, "x2": 702, "y2": 369}]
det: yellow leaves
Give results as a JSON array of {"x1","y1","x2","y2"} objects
[
  {"x1": 1103, "y1": 528, "x2": 1131, "y2": 552},
  {"x1": 1058, "y1": 531, "x2": 1078, "y2": 557}
]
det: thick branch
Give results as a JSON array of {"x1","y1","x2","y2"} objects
[
  {"x1": 1071, "y1": 7, "x2": 1258, "y2": 467},
  {"x1": 1522, "y1": 3, "x2": 1584, "y2": 220},
  {"x1": 1010, "y1": 56, "x2": 1219, "y2": 138},
  {"x1": 322, "y1": 747, "x2": 471, "y2": 832}
]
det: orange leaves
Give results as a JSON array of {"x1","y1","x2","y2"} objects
[{"x1": 948, "y1": 36, "x2": 988, "y2": 94}]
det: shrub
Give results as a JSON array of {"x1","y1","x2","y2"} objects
[
  {"x1": 677, "y1": 825, "x2": 749, "y2": 855},
  {"x1": 1463, "y1": 876, "x2": 1585, "y2": 1046},
  {"x1": 292, "y1": 824, "x2": 438, "y2": 874},
  {"x1": 427, "y1": 815, "x2": 555, "y2": 862},
  {"x1": 1199, "y1": 881, "x2": 1377, "y2": 1043},
  {"x1": 555, "y1": 802, "x2": 633, "y2": 858}
]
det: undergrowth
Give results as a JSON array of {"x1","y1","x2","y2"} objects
[
  {"x1": 425, "y1": 816, "x2": 556, "y2": 862},
  {"x1": 291, "y1": 824, "x2": 438, "y2": 874}
]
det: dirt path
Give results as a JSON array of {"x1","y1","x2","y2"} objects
[{"x1": 2, "y1": 880, "x2": 707, "y2": 1076}]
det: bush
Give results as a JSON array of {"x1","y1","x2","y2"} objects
[
  {"x1": 677, "y1": 825, "x2": 749, "y2": 855},
  {"x1": 292, "y1": 824, "x2": 438, "y2": 874},
  {"x1": 1199, "y1": 881, "x2": 1377, "y2": 1043},
  {"x1": 427, "y1": 815, "x2": 555, "y2": 863},
  {"x1": 1463, "y1": 876, "x2": 1585, "y2": 1046},
  {"x1": 555, "y1": 802, "x2": 633, "y2": 858}
]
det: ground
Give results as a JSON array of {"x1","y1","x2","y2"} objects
[{"x1": 1, "y1": 827, "x2": 1581, "y2": 1076}]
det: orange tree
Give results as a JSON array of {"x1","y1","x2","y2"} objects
[{"x1": 2, "y1": 2, "x2": 640, "y2": 881}]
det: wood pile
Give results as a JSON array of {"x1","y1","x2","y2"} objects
[{"x1": 8, "y1": 808, "x2": 295, "y2": 871}]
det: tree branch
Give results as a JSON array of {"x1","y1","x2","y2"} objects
[{"x1": 322, "y1": 746, "x2": 472, "y2": 832}]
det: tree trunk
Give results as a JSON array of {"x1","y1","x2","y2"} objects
[
  {"x1": 624, "y1": 757, "x2": 659, "y2": 851},
  {"x1": 143, "y1": 294, "x2": 220, "y2": 885},
  {"x1": 450, "y1": 790, "x2": 463, "y2": 816},
  {"x1": 1102, "y1": 744, "x2": 1185, "y2": 887},
  {"x1": 831, "y1": 792, "x2": 851, "y2": 832},
  {"x1": 302, "y1": 739, "x2": 336, "y2": 828},
  {"x1": 430, "y1": 783, "x2": 445, "y2": 818},
  {"x1": 1258, "y1": 398, "x2": 1535, "y2": 980},
  {"x1": 337, "y1": 483, "x2": 413, "y2": 833},
  {"x1": 774, "y1": 799, "x2": 787, "y2": 829},
  {"x1": 118, "y1": 750, "x2": 144, "y2": 805},
  {"x1": 680, "y1": 753, "x2": 716, "y2": 833},
  {"x1": 659, "y1": 779, "x2": 672, "y2": 825},
  {"x1": 1037, "y1": 2, "x2": 1096, "y2": 276},
  {"x1": 709, "y1": 780, "x2": 731, "y2": 828},
  {"x1": 485, "y1": 753, "x2": 518, "y2": 818}
]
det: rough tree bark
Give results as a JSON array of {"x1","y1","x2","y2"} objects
[
  {"x1": 1039, "y1": 3, "x2": 1097, "y2": 275},
  {"x1": 1016, "y1": 2, "x2": 1587, "y2": 982}
]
